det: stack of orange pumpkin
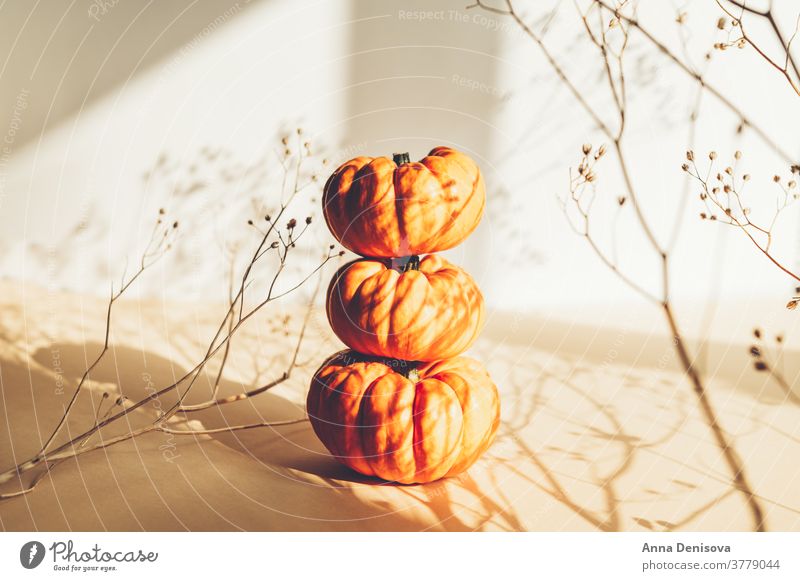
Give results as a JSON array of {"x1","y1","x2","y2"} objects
[{"x1": 308, "y1": 147, "x2": 500, "y2": 484}]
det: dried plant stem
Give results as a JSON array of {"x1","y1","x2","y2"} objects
[
  {"x1": 38, "y1": 218, "x2": 175, "y2": 456},
  {"x1": 685, "y1": 158, "x2": 800, "y2": 284},
  {"x1": 0, "y1": 250, "x2": 334, "y2": 490},
  {"x1": 760, "y1": 359, "x2": 800, "y2": 406},
  {"x1": 0, "y1": 415, "x2": 310, "y2": 498},
  {"x1": 180, "y1": 258, "x2": 324, "y2": 412},
  {"x1": 749, "y1": 333, "x2": 800, "y2": 405},
  {"x1": 661, "y1": 301, "x2": 765, "y2": 529},
  {"x1": 594, "y1": 0, "x2": 796, "y2": 164},
  {"x1": 716, "y1": 0, "x2": 800, "y2": 96},
  {"x1": 475, "y1": 0, "x2": 768, "y2": 531},
  {"x1": 0, "y1": 135, "x2": 335, "y2": 496}
]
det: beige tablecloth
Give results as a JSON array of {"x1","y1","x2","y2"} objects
[{"x1": 1, "y1": 282, "x2": 798, "y2": 531}]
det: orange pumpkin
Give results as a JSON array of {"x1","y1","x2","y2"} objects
[
  {"x1": 327, "y1": 254, "x2": 484, "y2": 361},
  {"x1": 307, "y1": 350, "x2": 500, "y2": 484},
  {"x1": 322, "y1": 147, "x2": 485, "y2": 257}
]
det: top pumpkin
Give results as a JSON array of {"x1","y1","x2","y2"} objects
[{"x1": 322, "y1": 147, "x2": 485, "y2": 257}]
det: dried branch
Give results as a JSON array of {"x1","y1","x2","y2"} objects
[
  {"x1": 684, "y1": 151, "x2": 800, "y2": 286},
  {"x1": 474, "y1": 0, "x2": 768, "y2": 530},
  {"x1": 179, "y1": 252, "x2": 326, "y2": 412},
  {"x1": 715, "y1": 0, "x2": 800, "y2": 96},
  {"x1": 468, "y1": 0, "x2": 796, "y2": 163},
  {"x1": 594, "y1": 0, "x2": 796, "y2": 163},
  {"x1": 37, "y1": 212, "x2": 178, "y2": 456},
  {"x1": 749, "y1": 328, "x2": 800, "y2": 404},
  {"x1": 0, "y1": 131, "x2": 339, "y2": 497}
]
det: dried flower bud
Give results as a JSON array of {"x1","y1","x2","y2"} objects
[
  {"x1": 281, "y1": 137, "x2": 288, "y2": 145},
  {"x1": 773, "y1": 175, "x2": 781, "y2": 182},
  {"x1": 788, "y1": 299, "x2": 799, "y2": 311},
  {"x1": 585, "y1": 171, "x2": 596, "y2": 182},
  {"x1": 754, "y1": 361, "x2": 768, "y2": 371},
  {"x1": 724, "y1": 167, "x2": 733, "y2": 175},
  {"x1": 270, "y1": 241, "x2": 279, "y2": 249},
  {"x1": 159, "y1": 208, "x2": 165, "y2": 215},
  {"x1": 287, "y1": 218, "x2": 297, "y2": 229},
  {"x1": 743, "y1": 174, "x2": 750, "y2": 181},
  {"x1": 686, "y1": 150, "x2": 694, "y2": 161},
  {"x1": 734, "y1": 150, "x2": 742, "y2": 160},
  {"x1": 338, "y1": 250, "x2": 345, "y2": 256},
  {"x1": 617, "y1": 196, "x2": 626, "y2": 206},
  {"x1": 582, "y1": 143, "x2": 592, "y2": 155},
  {"x1": 596, "y1": 145, "x2": 606, "y2": 158},
  {"x1": 247, "y1": 219, "x2": 254, "y2": 226},
  {"x1": 305, "y1": 216, "x2": 312, "y2": 224},
  {"x1": 681, "y1": 163, "x2": 689, "y2": 172},
  {"x1": 789, "y1": 181, "x2": 797, "y2": 189},
  {"x1": 265, "y1": 214, "x2": 271, "y2": 222},
  {"x1": 709, "y1": 151, "x2": 717, "y2": 160},
  {"x1": 296, "y1": 128, "x2": 303, "y2": 135},
  {"x1": 284, "y1": 149, "x2": 291, "y2": 156},
  {"x1": 753, "y1": 328, "x2": 762, "y2": 339},
  {"x1": 172, "y1": 221, "x2": 179, "y2": 229},
  {"x1": 717, "y1": 17, "x2": 726, "y2": 30}
]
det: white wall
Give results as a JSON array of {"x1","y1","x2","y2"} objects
[{"x1": 1, "y1": 0, "x2": 798, "y2": 332}]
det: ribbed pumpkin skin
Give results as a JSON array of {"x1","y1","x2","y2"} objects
[
  {"x1": 322, "y1": 147, "x2": 485, "y2": 257},
  {"x1": 307, "y1": 350, "x2": 500, "y2": 484},
  {"x1": 327, "y1": 254, "x2": 484, "y2": 361}
]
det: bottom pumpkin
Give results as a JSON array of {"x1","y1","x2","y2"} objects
[{"x1": 307, "y1": 350, "x2": 500, "y2": 484}]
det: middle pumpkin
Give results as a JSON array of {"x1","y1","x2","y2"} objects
[{"x1": 327, "y1": 253, "x2": 484, "y2": 361}]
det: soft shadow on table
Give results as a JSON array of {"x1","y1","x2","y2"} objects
[
  {"x1": 6, "y1": 307, "x2": 798, "y2": 531},
  {"x1": 487, "y1": 346, "x2": 782, "y2": 532},
  {"x1": 1, "y1": 339, "x2": 464, "y2": 530}
]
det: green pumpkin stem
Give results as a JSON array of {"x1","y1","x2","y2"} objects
[
  {"x1": 393, "y1": 152, "x2": 411, "y2": 165},
  {"x1": 390, "y1": 254, "x2": 420, "y2": 272}
]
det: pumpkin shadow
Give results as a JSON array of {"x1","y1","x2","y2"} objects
[
  {"x1": 28, "y1": 339, "x2": 432, "y2": 486},
  {"x1": 7, "y1": 337, "x2": 429, "y2": 530}
]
